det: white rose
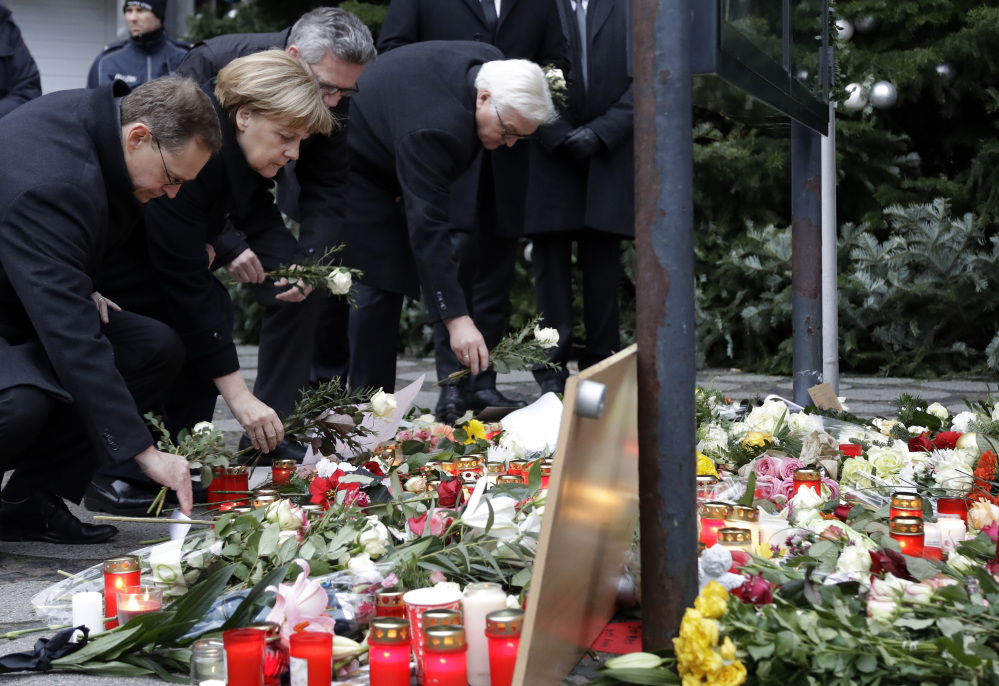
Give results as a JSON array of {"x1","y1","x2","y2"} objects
[
  {"x1": 992, "y1": 405, "x2": 999, "y2": 422},
  {"x1": 265, "y1": 500, "x2": 305, "y2": 531},
  {"x1": 791, "y1": 486, "x2": 823, "y2": 512},
  {"x1": 902, "y1": 583, "x2": 934, "y2": 605},
  {"x1": 947, "y1": 552, "x2": 974, "y2": 573},
  {"x1": 327, "y1": 268, "x2": 352, "y2": 295},
  {"x1": 347, "y1": 552, "x2": 376, "y2": 573},
  {"x1": 370, "y1": 389, "x2": 398, "y2": 420},
  {"x1": 743, "y1": 400, "x2": 789, "y2": 434},
  {"x1": 871, "y1": 418, "x2": 899, "y2": 436},
  {"x1": 192, "y1": 421, "x2": 215, "y2": 434},
  {"x1": 950, "y1": 411, "x2": 979, "y2": 433},
  {"x1": 835, "y1": 545, "x2": 871, "y2": 574},
  {"x1": 533, "y1": 325, "x2": 559, "y2": 349},
  {"x1": 696, "y1": 423, "x2": 729, "y2": 454},
  {"x1": 968, "y1": 499, "x2": 999, "y2": 532},
  {"x1": 867, "y1": 443, "x2": 908, "y2": 477},
  {"x1": 487, "y1": 444, "x2": 516, "y2": 465},
  {"x1": 359, "y1": 533, "x2": 387, "y2": 558},
  {"x1": 404, "y1": 476, "x2": 427, "y2": 494},
  {"x1": 926, "y1": 403, "x2": 949, "y2": 420},
  {"x1": 788, "y1": 411, "x2": 823, "y2": 435},
  {"x1": 415, "y1": 413, "x2": 437, "y2": 428},
  {"x1": 316, "y1": 457, "x2": 337, "y2": 478},
  {"x1": 498, "y1": 430, "x2": 526, "y2": 458}
]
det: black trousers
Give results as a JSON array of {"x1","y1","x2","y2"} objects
[
  {"x1": 0, "y1": 311, "x2": 184, "y2": 502},
  {"x1": 311, "y1": 291, "x2": 351, "y2": 386},
  {"x1": 347, "y1": 283, "x2": 405, "y2": 392},
  {"x1": 531, "y1": 231, "x2": 623, "y2": 391}
]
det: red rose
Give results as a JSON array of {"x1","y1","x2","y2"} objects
[
  {"x1": 362, "y1": 460, "x2": 386, "y2": 477},
  {"x1": 833, "y1": 504, "x2": 852, "y2": 522},
  {"x1": 933, "y1": 431, "x2": 962, "y2": 450},
  {"x1": 728, "y1": 550, "x2": 751, "y2": 571},
  {"x1": 869, "y1": 549, "x2": 913, "y2": 580},
  {"x1": 437, "y1": 477, "x2": 465, "y2": 508},
  {"x1": 409, "y1": 509, "x2": 455, "y2": 537},
  {"x1": 739, "y1": 575, "x2": 774, "y2": 605},
  {"x1": 908, "y1": 432, "x2": 934, "y2": 453}
]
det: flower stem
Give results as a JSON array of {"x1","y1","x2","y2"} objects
[
  {"x1": 93, "y1": 515, "x2": 215, "y2": 525},
  {"x1": 1, "y1": 624, "x2": 70, "y2": 640}
]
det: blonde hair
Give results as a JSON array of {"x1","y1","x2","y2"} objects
[{"x1": 215, "y1": 50, "x2": 334, "y2": 136}]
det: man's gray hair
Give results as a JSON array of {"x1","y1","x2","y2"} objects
[
  {"x1": 475, "y1": 59, "x2": 557, "y2": 126},
  {"x1": 289, "y1": 7, "x2": 377, "y2": 67}
]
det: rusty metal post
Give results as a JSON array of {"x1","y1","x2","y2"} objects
[
  {"x1": 791, "y1": 120, "x2": 823, "y2": 405},
  {"x1": 634, "y1": 0, "x2": 698, "y2": 649}
]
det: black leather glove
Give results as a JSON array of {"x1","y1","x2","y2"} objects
[{"x1": 560, "y1": 126, "x2": 602, "y2": 161}]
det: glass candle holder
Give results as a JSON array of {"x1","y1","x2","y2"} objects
[
  {"x1": 116, "y1": 586, "x2": 163, "y2": 626},
  {"x1": 699, "y1": 501, "x2": 731, "y2": 547},
  {"x1": 247, "y1": 622, "x2": 287, "y2": 686},
  {"x1": 716, "y1": 527, "x2": 753, "y2": 553},
  {"x1": 507, "y1": 460, "x2": 529, "y2": 477},
  {"x1": 289, "y1": 632, "x2": 332, "y2": 686},
  {"x1": 496, "y1": 475, "x2": 525, "y2": 485},
  {"x1": 369, "y1": 617, "x2": 412, "y2": 686},
  {"x1": 251, "y1": 494, "x2": 280, "y2": 509},
  {"x1": 890, "y1": 516, "x2": 925, "y2": 557},
  {"x1": 423, "y1": 625, "x2": 468, "y2": 686},
  {"x1": 271, "y1": 460, "x2": 297, "y2": 486},
  {"x1": 462, "y1": 582, "x2": 507, "y2": 686},
  {"x1": 890, "y1": 492, "x2": 923, "y2": 520},
  {"x1": 421, "y1": 460, "x2": 442, "y2": 475},
  {"x1": 485, "y1": 462, "x2": 507, "y2": 485},
  {"x1": 223, "y1": 628, "x2": 265, "y2": 686},
  {"x1": 300, "y1": 504, "x2": 325, "y2": 520},
  {"x1": 792, "y1": 468, "x2": 822, "y2": 497},
  {"x1": 225, "y1": 466, "x2": 250, "y2": 507},
  {"x1": 456, "y1": 456, "x2": 483, "y2": 474},
  {"x1": 539, "y1": 465, "x2": 551, "y2": 490},
  {"x1": 485, "y1": 609, "x2": 523, "y2": 686},
  {"x1": 190, "y1": 637, "x2": 226, "y2": 686},
  {"x1": 839, "y1": 443, "x2": 862, "y2": 458},
  {"x1": 724, "y1": 505, "x2": 760, "y2": 544},
  {"x1": 207, "y1": 465, "x2": 227, "y2": 510},
  {"x1": 103, "y1": 555, "x2": 140, "y2": 630},
  {"x1": 423, "y1": 608, "x2": 462, "y2": 629},
  {"x1": 376, "y1": 586, "x2": 408, "y2": 618},
  {"x1": 936, "y1": 497, "x2": 969, "y2": 523},
  {"x1": 696, "y1": 475, "x2": 719, "y2": 502},
  {"x1": 426, "y1": 479, "x2": 443, "y2": 495}
]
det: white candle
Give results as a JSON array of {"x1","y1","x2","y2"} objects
[
  {"x1": 71, "y1": 592, "x2": 104, "y2": 640},
  {"x1": 922, "y1": 521, "x2": 942, "y2": 548},
  {"x1": 938, "y1": 517, "x2": 967, "y2": 552},
  {"x1": 199, "y1": 680, "x2": 226, "y2": 686},
  {"x1": 462, "y1": 582, "x2": 508, "y2": 686}
]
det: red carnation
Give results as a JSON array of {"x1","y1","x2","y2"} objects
[
  {"x1": 437, "y1": 477, "x2": 465, "y2": 508},
  {"x1": 908, "y1": 432, "x2": 934, "y2": 454},
  {"x1": 933, "y1": 431, "x2": 962, "y2": 450}
]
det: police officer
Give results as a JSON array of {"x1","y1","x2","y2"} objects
[{"x1": 87, "y1": 0, "x2": 189, "y2": 89}]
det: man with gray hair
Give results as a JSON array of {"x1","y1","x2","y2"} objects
[
  {"x1": 342, "y1": 41, "x2": 555, "y2": 399},
  {"x1": 175, "y1": 7, "x2": 376, "y2": 460}
]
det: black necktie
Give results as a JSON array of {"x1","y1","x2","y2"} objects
[{"x1": 481, "y1": 0, "x2": 498, "y2": 34}]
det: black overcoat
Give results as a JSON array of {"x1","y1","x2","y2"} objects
[
  {"x1": 176, "y1": 29, "x2": 351, "y2": 260},
  {"x1": 0, "y1": 83, "x2": 151, "y2": 464},
  {"x1": 343, "y1": 41, "x2": 502, "y2": 321},
  {"x1": 378, "y1": 0, "x2": 568, "y2": 238},
  {"x1": 0, "y1": 1, "x2": 40, "y2": 119},
  {"x1": 525, "y1": 0, "x2": 634, "y2": 237}
]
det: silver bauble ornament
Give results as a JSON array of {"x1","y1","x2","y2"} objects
[
  {"x1": 854, "y1": 15, "x2": 880, "y2": 33},
  {"x1": 955, "y1": 432, "x2": 978, "y2": 451},
  {"x1": 869, "y1": 81, "x2": 897, "y2": 109},
  {"x1": 935, "y1": 63, "x2": 956, "y2": 83},
  {"x1": 843, "y1": 83, "x2": 867, "y2": 111},
  {"x1": 836, "y1": 19, "x2": 854, "y2": 41}
]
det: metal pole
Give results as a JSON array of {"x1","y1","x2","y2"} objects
[
  {"x1": 634, "y1": 0, "x2": 698, "y2": 649},
  {"x1": 821, "y1": 100, "x2": 838, "y2": 393},
  {"x1": 791, "y1": 119, "x2": 823, "y2": 404}
]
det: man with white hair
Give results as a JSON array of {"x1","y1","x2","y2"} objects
[{"x1": 342, "y1": 41, "x2": 556, "y2": 403}]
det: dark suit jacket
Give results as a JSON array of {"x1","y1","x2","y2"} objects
[
  {"x1": 0, "y1": 2, "x2": 40, "y2": 119},
  {"x1": 344, "y1": 41, "x2": 502, "y2": 320},
  {"x1": 0, "y1": 83, "x2": 151, "y2": 464},
  {"x1": 377, "y1": 0, "x2": 568, "y2": 238},
  {"x1": 526, "y1": 0, "x2": 634, "y2": 237},
  {"x1": 177, "y1": 29, "x2": 351, "y2": 261},
  {"x1": 100, "y1": 86, "x2": 282, "y2": 382}
]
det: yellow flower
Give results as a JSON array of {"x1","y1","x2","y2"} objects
[
  {"x1": 463, "y1": 419, "x2": 487, "y2": 444},
  {"x1": 696, "y1": 452, "x2": 718, "y2": 477},
  {"x1": 753, "y1": 542, "x2": 775, "y2": 559},
  {"x1": 714, "y1": 660, "x2": 747, "y2": 686},
  {"x1": 694, "y1": 581, "x2": 729, "y2": 619},
  {"x1": 741, "y1": 431, "x2": 772, "y2": 448},
  {"x1": 719, "y1": 636, "x2": 736, "y2": 661}
]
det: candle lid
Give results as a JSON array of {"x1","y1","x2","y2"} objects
[
  {"x1": 696, "y1": 475, "x2": 719, "y2": 485},
  {"x1": 890, "y1": 516, "x2": 924, "y2": 535},
  {"x1": 369, "y1": 617, "x2": 410, "y2": 644},
  {"x1": 376, "y1": 440, "x2": 399, "y2": 449},
  {"x1": 253, "y1": 489, "x2": 279, "y2": 497},
  {"x1": 225, "y1": 465, "x2": 248, "y2": 476},
  {"x1": 376, "y1": 586, "x2": 407, "y2": 608},
  {"x1": 272, "y1": 459, "x2": 297, "y2": 470},
  {"x1": 422, "y1": 608, "x2": 461, "y2": 628},
  {"x1": 485, "y1": 608, "x2": 524, "y2": 636},
  {"x1": 509, "y1": 460, "x2": 530, "y2": 469},
  {"x1": 422, "y1": 460, "x2": 441, "y2": 471},
  {"x1": 891, "y1": 492, "x2": 923, "y2": 510},
  {"x1": 104, "y1": 555, "x2": 140, "y2": 574},
  {"x1": 540, "y1": 465, "x2": 551, "y2": 476},
  {"x1": 793, "y1": 467, "x2": 822, "y2": 481},
  {"x1": 717, "y1": 527, "x2": 753, "y2": 545},
  {"x1": 699, "y1": 501, "x2": 732, "y2": 519},
  {"x1": 423, "y1": 625, "x2": 466, "y2": 652},
  {"x1": 191, "y1": 637, "x2": 225, "y2": 658},
  {"x1": 728, "y1": 505, "x2": 759, "y2": 523},
  {"x1": 497, "y1": 475, "x2": 525, "y2": 484},
  {"x1": 486, "y1": 461, "x2": 507, "y2": 474},
  {"x1": 211, "y1": 465, "x2": 226, "y2": 475},
  {"x1": 247, "y1": 622, "x2": 281, "y2": 643},
  {"x1": 456, "y1": 456, "x2": 482, "y2": 469},
  {"x1": 230, "y1": 506, "x2": 255, "y2": 515},
  {"x1": 464, "y1": 582, "x2": 503, "y2": 595},
  {"x1": 252, "y1": 495, "x2": 280, "y2": 507}
]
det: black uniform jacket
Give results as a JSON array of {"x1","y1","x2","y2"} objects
[
  {"x1": 0, "y1": 83, "x2": 151, "y2": 464},
  {"x1": 526, "y1": 0, "x2": 634, "y2": 237},
  {"x1": 343, "y1": 41, "x2": 502, "y2": 321},
  {"x1": 0, "y1": 1, "x2": 41, "y2": 119},
  {"x1": 177, "y1": 28, "x2": 350, "y2": 263}
]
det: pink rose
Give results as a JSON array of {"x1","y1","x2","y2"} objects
[
  {"x1": 777, "y1": 458, "x2": 805, "y2": 481},
  {"x1": 753, "y1": 475, "x2": 778, "y2": 500},
  {"x1": 415, "y1": 429, "x2": 431, "y2": 442},
  {"x1": 775, "y1": 478, "x2": 796, "y2": 502},
  {"x1": 428, "y1": 435, "x2": 441, "y2": 449},
  {"x1": 396, "y1": 429, "x2": 413, "y2": 442},
  {"x1": 821, "y1": 477, "x2": 840, "y2": 500},
  {"x1": 429, "y1": 571, "x2": 447, "y2": 584},
  {"x1": 754, "y1": 455, "x2": 783, "y2": 479}
]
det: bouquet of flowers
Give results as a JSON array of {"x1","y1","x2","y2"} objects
[{"x1": 439, "y1": 317, "x2": 561, "y2": 384}]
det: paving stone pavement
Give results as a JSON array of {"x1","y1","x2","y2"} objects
[{"x1": 2, "y1": 345, "x2": 997, "y2": 684}]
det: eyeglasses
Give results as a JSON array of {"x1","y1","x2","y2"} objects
[
  {"x1": 305, "y1": 63, "x2": 360, "y2": 99},
  {"x1": 155, "y1": 138, "x2": 184, "y2": 187},
  {"x1": 494, "y1": 106, "x2": 531, "y2": 140}
]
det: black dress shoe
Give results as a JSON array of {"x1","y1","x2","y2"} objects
[
  {"x1": 435, "y1": 385, "x2": 467, "y2": 425},
  {"x1": 237, "y1": 434, "x2": 306, "y2": 464},
  {"x1": 538, "y1": 378, "x2": 566, "y2": 395},
  {"x1": 468, "y1": 388, "x2": 528, "y2": 411},
  {"x1": 0, "y1": 490, "x2": 118, "y2": 544},
  {"x1": 83, "y1": 476, "x2": 162, "y2": 516}
]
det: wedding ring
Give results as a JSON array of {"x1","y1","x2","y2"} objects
[
  {"x1": 97, "y1": 296, "x2": 105, "y2": 301},
  {"x1": 463, "y1": 354, "x2": 469, "y2": 358}
]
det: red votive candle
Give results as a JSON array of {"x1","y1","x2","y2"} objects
[
  {"x1": 423, "y1": 625, "x2": 467, "y2": 686},
  {"x1": 699, "y1": 501, "x2": 731, "y2": 547},
  {"x1": 223, "y1": 628, "x2": 265, "y2": 686},
  {"x1": 890, "y1": 492, "x2": 923, "y2": 520},
  {"x1": 539, "y1": 465, "x2": 551, "y2": 490},
  {"x1": 225, "y1": 466, "x2": 250, "y2": 507},
  {"x1": 207, "y1": 465, "x2": 227, "y2": 510},
  {"x1": 792, "y1": 468, "x2": 822, "y2": 497},
  {"x1": 103, "y1": 555, "x2": 140, "y2": 630},
  {"x1": 289, "y1": 632, "x2": 332, "y2": 686},
  {"x1": 115, "y1": 585, "x2": 162, "y2": 626},
  {"x1": 890, "y1": 516, "x2": 925, "y2": 557},
  {"x1": 271, "y1": 459, "x2": 296, "y2": 487},
  {"x1": 486, "y1": 609, "x2": 523, "y2": 686},
  {"x1": 369, "y1": 617, "x2": 412, "y2": 686},
  {"x1": 936, "y1": 497, "x2": 969, "y2": 523},
  {"x1": 376, "y1": 586, "x2": 408, "y2": 618},
  {"x1": 248, "y1": 622, "x2": 288, "y2": 686},
  {"x1": 839, "y1": 443, "x2": 862, "y2": 457}
]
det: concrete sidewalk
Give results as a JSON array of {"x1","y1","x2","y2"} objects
[{"x1": 2, "y1": 348, "x2": 997, "y2": 684}]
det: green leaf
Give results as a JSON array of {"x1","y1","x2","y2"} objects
[
  {"x1": 936, "y1": 617, "x2": 965, "y2": 638},
  {"x1": 52, "y1": 624, "x2": 147, "y2": 666},
  {"x1": 527, "y1": 460, "x2": 542, "y2": 494},
  {"x1": 854, "y1": 653, "x2": 877, "y2": 673},
  {"x1": 601, "y1": 668, "x2": 680, "y2": 684},
  {"x1": 739, "y1": 472, "x2": 757, "y2": 507},
  {"x1": 747, "y1": 642, "x2": 775, "y2": 659},
  {"x1": 511, "y1": 568, "x2": 533, "y2": 587},
  {"x1": 904, "y1": 556, "x2": 940, "y2": 581},
  {"x1": 220, "y1": 563, "x2": 291, "y2": 631},
  {"x1": 258, "y1": 524, "x2": 280, "y2": 557}
]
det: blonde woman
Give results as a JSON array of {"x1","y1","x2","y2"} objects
[{"x1": 87, "y1": 50, "x2": 333, "y2": 513}]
